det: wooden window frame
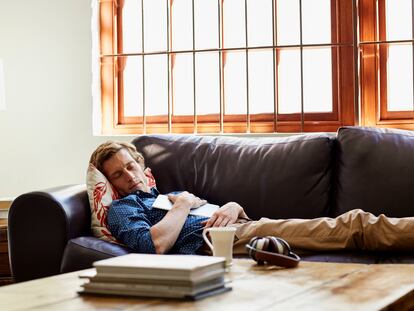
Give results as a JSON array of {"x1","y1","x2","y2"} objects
[
  {"x1": 360, "y1": 0, "x2": 414, "y2": 130},
  {"x1": 99, "y1": 0, "x2": 356, "y2": 135}
]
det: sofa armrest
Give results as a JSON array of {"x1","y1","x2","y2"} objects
[
  {"x1": 8, "y1": 184, "x2": 89, "y2": 282},
  {"x1": 60, "y1": 236, "x2": 131, "y2": 273}
]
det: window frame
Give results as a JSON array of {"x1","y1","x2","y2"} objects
[
  {"x1": 360, "y1": 0, "x2": 414, "y2": 129},
  {"x1": 99, "y1": 0, "x2": 356, "y2": 134}
]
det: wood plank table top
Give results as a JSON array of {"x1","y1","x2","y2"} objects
[{"x1": 1, "y1": 259, "x2": 414, "y2": 311}]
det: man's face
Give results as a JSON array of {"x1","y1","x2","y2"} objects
[{"x1": 102, "y1": 148, "x2": 150, "y2": 197}]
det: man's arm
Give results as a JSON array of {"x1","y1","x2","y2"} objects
[
  {"x1": 107, "y1": 197, "x2": 158, "y2": 254},
  {"x1": 203, "y1": 202, "x2": 249, "y2": 228},
  {"x1": 150, "y1": 192, "x2": 206, "y2": 254}
]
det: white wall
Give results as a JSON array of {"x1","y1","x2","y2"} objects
[{"x1": 0, "y1": 0, "x2": 131, "y2": 198}]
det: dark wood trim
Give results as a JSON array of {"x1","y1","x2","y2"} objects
[
  {"x1": 359, "y1": 0, "x2": 378, "y2": 126},
  {"x1": 120, "y1": 111, "x2": 340, "y2": 125},
  {"x1": 378, "y1": 0, "x2": 388, "y2": 121},
  {"x1": 0, "y1": 224, "x2": 13, "y2": 286},
  {"x1": 109, "y1": 119, "x2": 343, "y2": 135},
  {"x1": 330, "y1": 0, "x2": 340, "y2": 123},
  {"x1": 116, "y1": 1, "x2": 125, "y2": 125},
  {"x1": 337, "y1": 0, "x2": 356, "y2": 126},
  {"x1": 378, "y1": 0, "x2": 414, "y2": 121}
]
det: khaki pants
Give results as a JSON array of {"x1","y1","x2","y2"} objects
[{"x1": 232, "y1": 209, "x2": 414, "y2": 255}]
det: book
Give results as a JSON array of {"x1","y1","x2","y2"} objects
[
  {"x1": 0, "y1": 198, "x2": 13, "y2": 220},
  {"x1": 81, "y1": 276, "x2": 225, "y2": 296},
  {"x1": 80, "y1": 270, "x2": 222, "y2": 286},
  {"x1": 78, "y1": 254, "x2": 231, "y2": 300},
  {"x1": 0, "y1": 198, "x2": 13, "y2": 210},
  {"x1": 79, "y1": 284, "x2": 232, "y2": 300},
  {"x1": 87, "y1": 269, "x2": 225, "y2": 283},
  {"x1": 0, "y1": 210, "x2": 8, "y2": 219},
  {"x1": 152, "y1": 194, "x2": 219, "y2": 217},
  {"x1": 92, "y1": 254, "x2": 226, "y2": 282},
  {"x1": 81, "y1": 274, "x2": 225, "y2": 288}
]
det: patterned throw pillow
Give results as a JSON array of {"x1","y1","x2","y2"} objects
[{"x1": 86, "y1": 163, "x2": 157, "y2": 242}]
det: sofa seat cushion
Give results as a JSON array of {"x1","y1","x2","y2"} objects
[
  {"x1": 378, "y1": 253, "x2": 414, "y2": 264},
  {"x1": 300, "y1": 251, "x2": 381, "y2": 264},
  {"x1": 298, "y1": 251, "x2": 414, "y2": 264},
  {"x1": 60, "y1": 236, "x2": 131, "y2": 273}
]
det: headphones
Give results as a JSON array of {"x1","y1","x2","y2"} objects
[{"x1": 246, "y1": 236, "x2": 300, "y2": 268}]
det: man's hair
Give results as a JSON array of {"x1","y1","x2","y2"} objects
[{"x1": 89, "y1": 141, "x2": 145, "y2": 173}]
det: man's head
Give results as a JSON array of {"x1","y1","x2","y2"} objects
[{"x1": 90, "y1": 141, "x2": 150, "y2": 196}]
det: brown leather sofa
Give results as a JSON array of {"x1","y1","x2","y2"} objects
[{"x1": 8, "y1": 126, "x2": 414, "y2": 282}]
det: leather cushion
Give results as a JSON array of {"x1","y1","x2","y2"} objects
[
  {"x1": 133, "y1": 133, "x2": 335, "y2": 220},
  {"x1": 334, "y1": 127, "x2": 414, "y2": 217},
  {"x1": 60, "y1": 236, "x2": 131, "y2": 273}
]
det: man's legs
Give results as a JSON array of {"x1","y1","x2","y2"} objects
[{"x1": 232, "y1": 209, "x2": 414, "y2": 255}]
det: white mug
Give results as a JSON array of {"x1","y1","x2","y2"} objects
[{"x1": 202, "y1": 227, "x2": 236, "y2": 267}]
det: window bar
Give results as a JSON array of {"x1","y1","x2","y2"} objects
[
  {"x1": 112, "y1": 2, "x2": 119, "y2": 125},
  {"x1": 167, "y1": 0, "x2": 172, "y2": 133},
  {"x1": 299, "y1": 0, "x2": 304, "y2": 133},
  {"x1": 272, "y1": 0, "x2": 278, "y2": 132},
  {"x1": 192, "y1": 0, "x2": 197, "y2": 133},
  {"x1": 353, "y1": 0, "x2": 360, "y2": 125},
  {"x1": 219, "y1": 0, "x2": 224, "y2": 133},
  {"x1": 106, "y1": 42, "x2": 353, "y2": 58},
  {"x1": 245, "y1": 0, "x2": 250, "y2": 133},
  {"x1": 141, "y1": 0, "x2": 146, "y2": 133},
  {"x1": 360, "y1": 39, "x2": 414, "y2": 45}
]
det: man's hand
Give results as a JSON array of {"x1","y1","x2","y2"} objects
[
  {"x1": 202, "y1": 202, "x2": 244, "y2": 228},
  {"x1": 151, "y1": 191, "x2": 206, "y2": 254},
  {"x1": 167, "y1": 192, "x2": 207, "y2": 210}
]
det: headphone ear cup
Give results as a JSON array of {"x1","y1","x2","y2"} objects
[
  {"x1": 247, "y1": 237, "x2": 270, "y2": 265},
  {"x1": 247, "y1": 237, "x2": 259, "y2": 262},
  {"x1": 266, "y1": 236, "x2": 291, "y2": 256},
  {"x1": 277, "y1": 237, "x2": 292, "y2": 254}
]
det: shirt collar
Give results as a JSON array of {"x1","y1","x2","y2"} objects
[{"x1": 136, "y1": 187, "x2": 159, "y2": 198}]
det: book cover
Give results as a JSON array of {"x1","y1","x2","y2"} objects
[
  {"x1": 82, "y1": 276, "x2": 225, "y2": 296},
  {"x1": 79, "y1": 285, "x2": 232, "y2": 300},
  {"x1": 93, "y1": 254, "x2": 226, "y2": 282},
  {"x1": 80, "y1": 274, "x2": 225, "y2": 288},
  {"x1": 152, "y1": 194, "x2": 219, "y2": 217},
  {"x1": 81, "y1": 272, "x2": 225, "y2": 287}
]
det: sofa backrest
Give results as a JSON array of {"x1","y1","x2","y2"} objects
[
  {"x1": 333, "y1": 126, "x2": 414, "y2": 217},
  {"x1": 133, "y1": 134, "x2": 335, "y2": 220}
]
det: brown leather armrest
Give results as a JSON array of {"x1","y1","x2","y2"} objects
[{"x1": 8, "y1": 184, "x2": 88, "y2": 282}]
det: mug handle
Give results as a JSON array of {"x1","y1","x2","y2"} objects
[{"x1": 202, "y1": 228, "x2": 214, "y2": 251}]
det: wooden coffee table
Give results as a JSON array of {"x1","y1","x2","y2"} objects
[{"x1": 1, "y1": 259, "x2": 414, "y2": 310}]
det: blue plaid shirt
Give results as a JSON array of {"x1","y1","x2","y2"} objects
[{"x1": 107, "y1": 188, "x2": 208, "y2": 254}]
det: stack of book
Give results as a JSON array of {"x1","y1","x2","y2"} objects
[{"x1": 79, "y1": 253, "x2": 230, "y2": 300}]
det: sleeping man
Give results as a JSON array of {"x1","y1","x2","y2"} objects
[{"x1": 89, "y1": 141, "x2": 414, "y2": 256}]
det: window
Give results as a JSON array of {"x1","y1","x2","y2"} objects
[
  {"x1": 96, "y1": 0, "x2": 414, "y2": 134},
  {"x1": 360, "y1": 0, "x2": 414, "y2": 129}
]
